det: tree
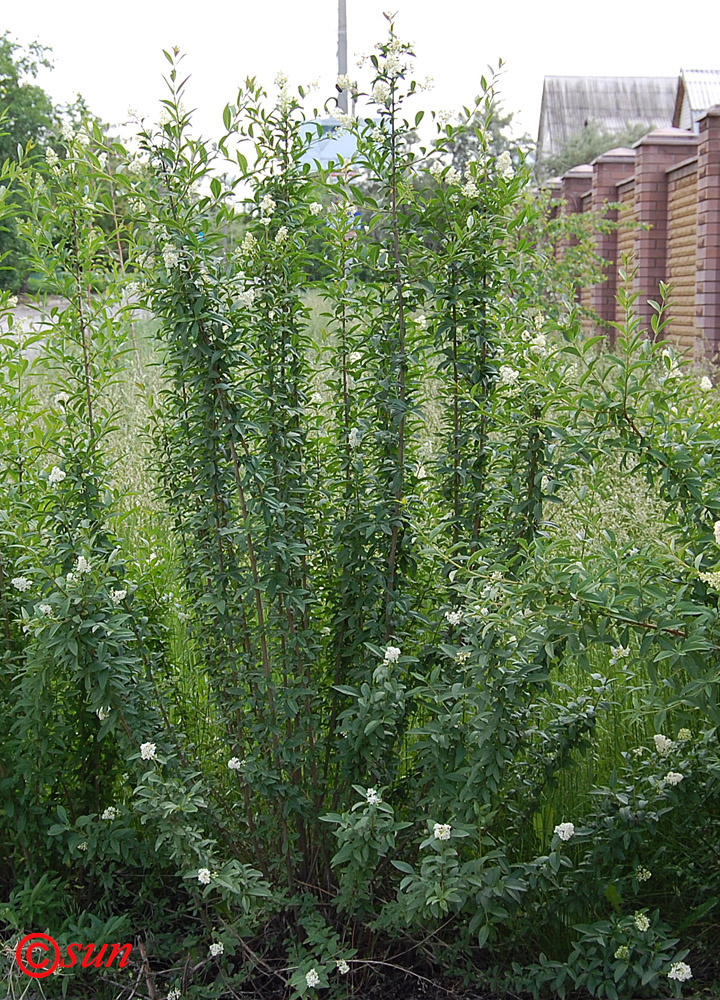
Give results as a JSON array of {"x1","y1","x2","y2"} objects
[
  {"x1": 0, "y1": 34, "x2": 56, "y2": 162},
  {"x1": 447, "y1": 102, "x2": 534, "y2": 177},
  {"x1": 0, "y1": 33, "x2": 57, "y2": 290},
  {"x1": 536, "y1": 119, "x2": 652, "y2": 180}
]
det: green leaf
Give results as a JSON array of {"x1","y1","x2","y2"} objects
[{"x1": 390, "y1": 860, "x2": 414, "y2": 874}]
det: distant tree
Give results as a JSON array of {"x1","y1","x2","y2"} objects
[
  {"x1": 446, "y1": 103, "x2": 534, "y2": 177},
  {"x1": 0, "y1": 33, "x2": 56, "y2": 162},
  {"x1": 537, "y1": 120, "x2": 652, "y2": 180},
  {"x1": 0, "y1": 33, "x2": 58, "y2": 290}
]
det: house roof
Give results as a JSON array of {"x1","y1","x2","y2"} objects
[
  {"x1": 537, "y1": 76, "x2": 677, "y2": 161},
  {"x1": 673, "y1": 69, "x2": 720, "y2": 130}
]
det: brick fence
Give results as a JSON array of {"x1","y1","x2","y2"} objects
[{"x1": 546, "y1": 104, "x2": 720, "y2": 359}]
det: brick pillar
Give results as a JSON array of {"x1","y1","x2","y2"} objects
[
  {"x1": 557, "y1": 163, "x2": 593, "y2": 259},
  {"x1": 560, "y1": 163, "x2": 594, "y2": 213},
  {"x1": 590, "y1": 147, "x2": 636, "y2": 338},
  {"x1": 542, "y1": 176, "x2": 562, "y2": 220},
  {"x1": 633, "y1": 128, "x2": 699, "y2": 334},
  {"x1": 696, "y1": 106, "x2": 720, "y2": 357}
]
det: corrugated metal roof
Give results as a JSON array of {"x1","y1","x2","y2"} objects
[
  {"x1": 674, "y1": 69, "x2": 720, "y2": 132},
  {"x1": 537, "y1": 76, "x2": 676, "y2": 160},
  {"x1": 680, "y1": 69, "x2": 720, "y2": 113}
]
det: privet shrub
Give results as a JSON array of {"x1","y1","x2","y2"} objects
[{"x1": 0, "y1": 19, "x2": 718, "y2": 1000}]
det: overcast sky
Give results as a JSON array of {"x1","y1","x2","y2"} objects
[{"x1": 3, "y1": 0, "x2": 718, "y2": 142}]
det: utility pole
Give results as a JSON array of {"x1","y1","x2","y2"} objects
[{"x1": 337, "y1": 0, "x2": 348, "y2": 113}]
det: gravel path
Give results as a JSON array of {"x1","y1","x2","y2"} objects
[{"x1": 0, "y1": 294, "x2": 68, "y2": 334}]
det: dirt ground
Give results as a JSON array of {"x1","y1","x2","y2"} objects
[{"x1": 0, "y1": 293, "x2": 68, "y2": 332}]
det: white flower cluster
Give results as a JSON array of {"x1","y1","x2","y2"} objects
[
  {"x1": 444, "y1": 165, "x2": 461, "y2": 186},
  {"x1": 240, "y1": 232, "x2": 257, "y2": 256},
  {"x1": 609, "y1": 645, "x2": 630, "y2": 666},
  {"x1": 461, "y1": 179, "x2": 478, "y2": 198},
  {"x1": 677, "y1": 728, "x2": 691, "y2": 741},
  {"x1": 336, "y1": 959, "x2": 350, "y2": 974},
  {"x1": 635, "y1": 866, "x2": 652, "y2": 882},
  {"x1": 101, "y1": 806, "x2": 119, "y2": 821},
  {"x1": 168, "y1": 988, "x2": 181, "y2": 1000},
  {"x1": 335, "y1": 111, "x2": 355, "y2": 133},
  {"x1": 653, "y1": 734, "x2": 673, "y2": 756},
  {"x1": 209, "y1": 942, "x2": 224, "y2": 957},
  {"x1": 260, "y1": 194, "x2": 276, "y2": 216},
  {"x1": 667, "y1": 961, "x2": 692, "y2": 982},
  {"x1": 48, "y1": 466, "x2": 66, "y2": 486},
  {"x1": 699, "y1": 375, "x2": 713, "y2": 392},
  {"x1": 664, "y1": 771, "x2": 684, "y2": 786},
  {"x1": 309, "y1": 202, "x2": 323, "y2": 216},
  {"x1": 140, "y1": 741, "x2": 157, "y2": 761},
  {"x1": 6, "y1": 294, "x2": 18, "y2": 310},
  {"x1": 275, "y1": 225, "x2": 289, "y2": 245},
  {"x1": 96, "y1": 706, "x2": 111, "y2": 721},
  {"x1": 498, "y1": 365, "x2": 520, "y2": 389},
  {"x1": 529, "y1": 332, "x2": 547, "y2": 355},
  {"x1": 373, "y1": 81, "x2": 391, "y2": 106},
  {"x1": 365, "y1": 787, "x2": 381, "y2": 805},
  {"x1": 110, "y1": 589, "x2": 127, "y2": 605},
  {"x1": 38, "y1": 603, "x2": 53, "y2": 616},
  {"x1": 444, "y1": 609, "x2": 463, "y2": 626},
  {"x1": 348, "y1": 427, "x2": 362, "y2": 449},
  {"x1": 384, "y1": 645, "x2": 401, "y2": 663},
  {"x1": 197, "y1": 868, "x2": 212, "y2": 885},
  {"x1": 227, "y1": 757, "x2": 243, "y2": 770},
  {"x1": 76, "y1": 556, "x2": 91, "y2": 575},
  {"x1": 433, "y1": 822, "x2": 452, "y2": 841},
  {"x1": 496, "y1": 150, "x2": 513, "y2": 180},
  {"x1": 456, "y1": 649, "x2": 471, "y2": 665},
  {"x1": 305, "y1": 968, "x2": 320, "y2": 987},
  {"x1": 634, "y1": 911, "x2": 650, "y2": 932},
  {"x1": 163, "y1": 245, "x2": 180, "y2": 270},
  {"x1": 12, "y1": 576, "x2": 31, "y2": 592},
  {"x1": 699, "y1": 568, "x2": 720, "y2": 589},
  {"x1": 554, "y1": 821, "x2": 575, "y2": 841},
  {"x1": 46, "y1": 146, "x2": 61, "y2": 174},
  {"x1": 237, "y1": 288, "x2": 256, "y2": 308}
]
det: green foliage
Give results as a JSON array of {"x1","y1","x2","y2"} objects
[
  {"x1": 444, "y1": 66, "x2": 534, "y2": 178},
  {"x1": 1, "y1": 18, "x2": 719, "y2": 1000},
  {"x1": 0, "y1": 33, "x2": 55, "y2": 164},
  {"x1": 0, "y1": 33, "x2": 57, "y2": 291},
  {"x1": 538, "y1": 119, "x2": 653, "y2": 180}
]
